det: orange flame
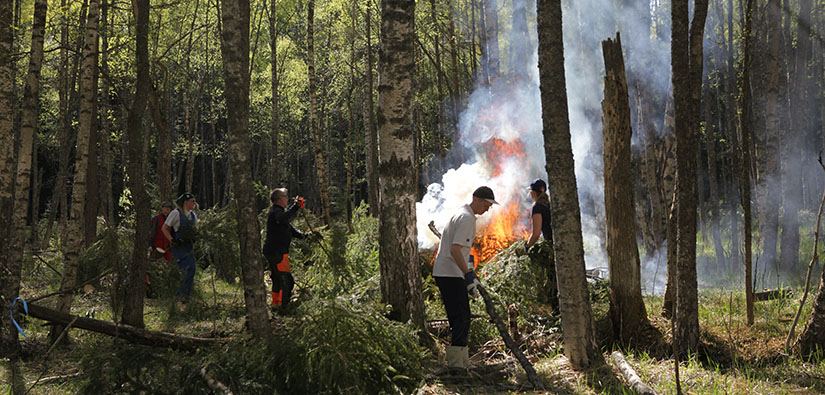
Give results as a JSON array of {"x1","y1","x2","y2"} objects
[
  {"x1": 471, "y1": 199, "x2": 530, "y2": 266},
  {"x1": 483, "y1": 138, "x2": 526, "y2": 178}
]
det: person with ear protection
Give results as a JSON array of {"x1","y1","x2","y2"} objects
[{"x1": 261, "y1": 188, "x2": 312, "y2": 314}]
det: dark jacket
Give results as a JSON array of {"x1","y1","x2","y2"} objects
[{"x1": 262, "y1": 204, "x2": 305, "y2": 256}]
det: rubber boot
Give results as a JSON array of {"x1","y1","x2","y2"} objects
[
  {"x1": 459, "y1": 346, "x2": 471, "y2": 368},
  {"x1": 446, "y1": 346, "x2": 465, "y2": 369}
]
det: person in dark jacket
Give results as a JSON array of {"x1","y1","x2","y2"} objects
[
  {"x1": 262, "y1": 188, "x2": 311, "y2": 312},
  {"x1": 526, "y1": 178, "x2": 557, "y2": 311}
]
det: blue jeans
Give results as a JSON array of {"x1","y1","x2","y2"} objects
[{"x1": 172, "y1": 245, "x2": 196, "y2": 300}]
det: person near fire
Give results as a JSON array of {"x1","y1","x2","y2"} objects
[
  {"x1": 162, "y1": 193, "x2": 199, "y2": 304},
  {"x1": 526, "y1": 178, "x2": 558, "y2": 312},
  {"x1": 262, "y1": 188, "x2": 313, "y2": 314},
  {"x1": 432, "y1": 186, "x2": 497, "y2": 369}
]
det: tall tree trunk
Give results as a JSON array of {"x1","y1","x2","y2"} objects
[
  {"x1": 268, "y1": 0, "x2": 280, "y2": 187},
  {"x1": 705, "y1": 94, "x2": 726, "y2": 272},
  {"x1": 661, "y1": 94, "x2": 677, "y2": 318},
  {"x1": 99, "y1": 0, "x2": 114, "y2": 224},
  {"x1": 345, "y1": 0, "x2": 356, "y2": 232},
  {"x1": 8, "y1": 0, "x2": 48, "y2": 338},
  {"x1": 52, "y1": 0, "x2": 100, "y2": 341},
  {"x1": 307, "y1": 0, "x2": 331, "y2": 225},
  {"x1": 672, "y1": 0, "x2": 707, "y2": 355},
  {"x1": 780, "y1": 0, "x2": 812, "y2": 270},
  {"x1": 483, "y1": 0, "x2": 499, "y2": 84},
  {"x1": 739, "y1": 0, "x2": 755, "y2": 326},
  {"x1": 377, "y1": 0, "x2": 425, "y2": 327},
  {"x1": 364, "y1": 2, "x2": 379, "y2": 216},
  {"x1": 121, "y1": 0, "x2": 151, "y2": 328},
  {"x1": 536, "y1": 0, "x2": 602, "y2": 370},
  {"x1": 428, "y1": 0, "x2": 446, "y2": 146},
  {"x1": 11, "y1": 0, "x2": 47, "y2": 242},
  {"x1": 148, "y1": 80, "x2": 172, "y2": 202},
  {"x1": 469, "y1": 0, "x2": 477, "y2": 82},
  {"x1": 220, "y1": 0, "x2": 270, "y2": 339},
  {"x1": 447, "y1": 3, "x2": 460, "y2": 125},
  {"x1": 43, "y1": 0, "x2": 87, "y2": 249},
  {"x1": 0, "y1": 0, "x2": 19, "y2": 358},
  {"x1": 601, "y1": 33, "x2": 650, "y2": 344},
  {"x1": 84, "y1": 71, "x2": 99, "y2": 247}
]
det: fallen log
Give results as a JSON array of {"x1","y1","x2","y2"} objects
[
  {"x1": 201, "y1": 366, "x2": 234, "y2": 394},
  {"x1": 610, "y1": 351, "x2": 658, "y2": 395},
  {"x1": 754, "y1": 289, "x2": 793, "y2": 301},
  {"x1": 22, "y1": 303, "x2": 229, "y2": 351}
]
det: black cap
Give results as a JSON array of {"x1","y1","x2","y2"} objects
[
  {"x1": 530, "y1": 179, "x2": 547, "y2": 193},
  {"x1": 176, "y1": 192, "x2": 196, "y2": 206},
  {"x1": 161, "y1": 201, "x2": 174, "y2": 208},
  {"x1": 472, "y1": 186, "x2": 498, "y2": 204}
]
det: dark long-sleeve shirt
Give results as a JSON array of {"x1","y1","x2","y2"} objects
[{"x1": 262, "y1": 204, "x2": 305, "y2": 256}]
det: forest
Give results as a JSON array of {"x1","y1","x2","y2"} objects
[{"x1": 2, "y1": 0, "x2": 825, "y2": 392}]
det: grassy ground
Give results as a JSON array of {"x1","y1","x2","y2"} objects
[
  {"x1": 421, "y1": 289, "x2": 825, "y2": 394},
  {"x1": 3, "y1": 249, "x2": 825, "y2": 393}
]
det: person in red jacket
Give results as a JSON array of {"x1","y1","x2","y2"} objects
[
  {"x1": 149, "y1": 201, "x2": 173, "y2": 262},
  {"x1": 145, "y1": 202, "x2": 173, "y2": 298}
]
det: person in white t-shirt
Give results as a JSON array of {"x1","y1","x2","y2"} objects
[
  {"x1": 162, "y1": 193, "x2": 199, "y2": 303},
  {"x1": 432, "y1": 186, "x2": 497, "y2": 369}
]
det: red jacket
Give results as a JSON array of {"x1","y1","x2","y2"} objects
[{"x1": 149, "y1": 212, "x2": 171, "y2": 262}]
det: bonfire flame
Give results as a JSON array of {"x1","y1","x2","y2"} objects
[
  {"x1": 471, "y1": 202, "x2": 529, "y2": 266},
  {"x1": 469, "y1": 137, "x2": 531, "y2": 266}
]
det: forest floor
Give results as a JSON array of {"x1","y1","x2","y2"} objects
[{"x1": 4, "y1": 260, "x2": 825, "y2": 394}]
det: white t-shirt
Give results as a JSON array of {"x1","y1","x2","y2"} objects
[
  {"x1": 164, "y1": 208, "x2": 198, "y2": 232},
  {"x1": 433, "y1": 204, "x2": 476, "y2": 278}
]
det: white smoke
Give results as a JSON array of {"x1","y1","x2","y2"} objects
[{"x1": 416, "y1": 0, "x2": 672, "y2": 275}]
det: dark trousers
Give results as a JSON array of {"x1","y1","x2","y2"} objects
[
  {"x1": 265, "y1": 254, "x2": 294, "y2": 307},
  {"x1": 435, "y1": 276, "x2": 471, "y2": 347},
  {"x1": 172, "y1": 245, "x2": 196, "y2": 300}
]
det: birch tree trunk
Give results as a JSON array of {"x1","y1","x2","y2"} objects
[
  {"x1": 220, "y1": 0, "x2": 270, "y2": 339},
  {"x1": 52, "y1": 0, "x2": 100, "y2": 341},
  {"x1": 0, "y1": 0, "x2": 20, "y2": 356},
  {"x1": 601, "y1": 33, "x2": 650, "y2": 344},
  {"x1": 307, "y1": 0, "x2": 331, "y2": 225},
  {"x1": 536, "y1": 0, "x2": 602, "y2": 370},
  {"x1": 377, "y1": 0, "x2": 425, "y2": 327},
  {"x1": 121, "y1": 0, "x2": 152, "y2": 328},
  {"x1": 6, "y1": 0, "x2": 48, "y2": 348},
  {"x1": 483, "y1": 0, "x2": 499, "y2": 84}
]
